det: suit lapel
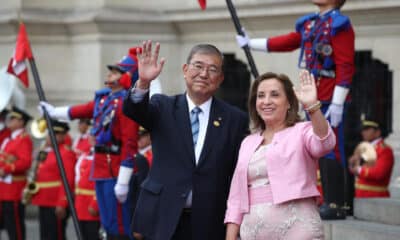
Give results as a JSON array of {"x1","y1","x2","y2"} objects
[
  {"x1": 197, "y1": 98, "x2": 226, "y2": 167},
  {"x1": 175, "y1": 95, "x2": 196, "y2": 165}
]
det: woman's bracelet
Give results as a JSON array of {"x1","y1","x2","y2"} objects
[{"x1": 304, "y1": 101, "x2": 321, "y2": 115}]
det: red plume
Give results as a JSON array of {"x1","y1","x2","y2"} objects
[{"x1": 128, "y1": 47, "x2": 142, "y2": 64}]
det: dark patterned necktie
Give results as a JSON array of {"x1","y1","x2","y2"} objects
[{"x1": 190, "y1": 107, "x2": 201, "y2": 147}]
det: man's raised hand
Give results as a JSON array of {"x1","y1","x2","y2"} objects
[{"x1": 136, "y1": 40, "x2": 166, "y2": 90}]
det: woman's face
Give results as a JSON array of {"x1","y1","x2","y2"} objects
[{"x1": 256, "y1": 78, "x2": 290, "y2": 127}]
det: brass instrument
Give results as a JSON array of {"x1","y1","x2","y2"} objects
[
  {"x1": 21, "y1": 150, "x2": 47, "y2": 205},
  {"x1": 349, "y1": 141, "x2": 377, "y2": 168},
  {"x1": 30, "y1": 118, "x2": 48, "y2": 139}
]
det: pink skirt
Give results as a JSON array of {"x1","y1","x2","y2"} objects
[{"x1": 240, "y1": 186, "x2": 324, "y2": 240}]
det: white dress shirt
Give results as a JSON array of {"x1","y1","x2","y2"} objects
[{"x1": 186, "y1": 95, "x2": 211, "y2": 163}]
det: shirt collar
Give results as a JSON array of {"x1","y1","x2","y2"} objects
[
  {"x1": 371, "y1": 137, "x2": 382, "y2": 146},
  {"x1": 139, "y1": 145, "x2": 152, "y2": 155},
  {"x1": 11, "y1": 128, "x2": 24, "y2": 139},
  {"x1": 185, "y1": 94, "x2": 212, "y2": 114}
]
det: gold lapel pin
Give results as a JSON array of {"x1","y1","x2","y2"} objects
[{"x1": 214, "y1": 117, "x2": 222, "y2": 127}]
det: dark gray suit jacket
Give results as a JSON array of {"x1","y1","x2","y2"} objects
[{"x1": 123, "y1": 91, "x2": 248, "y2": 240}]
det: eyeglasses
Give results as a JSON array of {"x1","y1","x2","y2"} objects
[{"x1": 189, "y1": 62, "x2": 221, "y2": 76}]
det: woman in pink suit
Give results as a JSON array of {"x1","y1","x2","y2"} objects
[{"x1": 225, "y1": 70, "x2": 336, "y2": 240}]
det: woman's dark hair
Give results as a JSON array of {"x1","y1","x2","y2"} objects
[{"x1": 248, "y1": 72, "x2": 301, "y2": 131}]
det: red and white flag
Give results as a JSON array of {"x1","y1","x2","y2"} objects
[
  {"x1": 198, "y1": 0, "x2": 206, "y2": 10},
  {"x1": 7, "y1": 23, "x2": 33, "y2": 88}
]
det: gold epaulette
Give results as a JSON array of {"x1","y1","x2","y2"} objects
[
  {"x1": 20, "y1": 132, "x2": 30, "y2": 138},
  {"x1": 378, "y1": 141, "x2": 391, "y2": 150}
]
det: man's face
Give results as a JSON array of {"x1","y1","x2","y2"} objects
[
  {"x1": 182, "y1": 53, "x2": 224, "y2": 101},
  {"x1": 106, "y1": 69, "x2": 122, "y2": 89},
  {"x1": 5, "y1": 116, "x2": 23, "y2": 131},
  {"x1": 138, "y1": 134, "x2": 151, "y2": 150},
  {"x1": 46, "y1": 132, "x2": 65, "y2": 145},
  {"x1": 78, "y1": 122, "x2": 90, "y2": 134},
  {"x1": 361, "y1": 127, "x2": 380, "y2": 142}
]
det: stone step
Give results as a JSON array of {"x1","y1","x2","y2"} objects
[
  {"x1": 353, "y1": 198, "x2": 400, "y2": 225},
  {"x1": 389, "y1": 181, "x2": 400, "y2": 199},
  {"x1": 323, "y1": 218, "x2": 400, "y2": 240}
]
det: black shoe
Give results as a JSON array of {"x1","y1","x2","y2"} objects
[{"x1": 319, "y1": 203, "x2": 346, "y2": 220}]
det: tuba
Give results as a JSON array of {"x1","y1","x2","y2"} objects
[
  {"x1": 21, "y1": 149, "x2": 47, "y2": 204},
  {"x1": 30, "y1": 118, "x2": 48, "y2": 139},
  {"x1": 349, "y1": 141, "x2": 377, "y2": 168}
]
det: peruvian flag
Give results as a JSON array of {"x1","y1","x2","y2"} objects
[
  {"x1": 7, "y1": 23, "x2": 33, "y2": 88},
  {"x1": 198, "y1": 0, "x2": 206, "y2": 10}
]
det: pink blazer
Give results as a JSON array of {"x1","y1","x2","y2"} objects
[{"x1": 224, "y1": 121, "x2": 336, "y2": 225}]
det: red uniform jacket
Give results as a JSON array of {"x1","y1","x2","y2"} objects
[
  {"x1": 68, "y1": 93, "x2": 138, "y2": 179},
  {"x1": 75, "y1": 153, "x2": 99, "y2": 221},
  {"x1": 0, "y1": 129, "x2": 33, "y2": 201},
  {"x1": 0, "y1": 128, "x2": 11, "y2": 146},
  {"x1": 267, "y1": 10, "x2": 355, "y2": 102},
  {"x1": 31, "y1": 145, "x2": 76, "y2": 207},
  {"x1": 72, "y1": 133, "x2": 91, "y2": 157},
  {"x1": 355, "y1": 139, "x2": 394, "y2": 198}
]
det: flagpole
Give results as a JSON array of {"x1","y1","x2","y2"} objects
[
  {"x1": 25, "y1": 31, "x2": 83, "y2": 240},
  {"x1": 225, "y1": 0, "x2": 259, "y2": 78}
]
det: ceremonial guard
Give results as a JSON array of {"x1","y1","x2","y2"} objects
[
  {"x1": 40, "y1": 48, "x2": 143, "y2": 239},
  {"x1": 0, "y1": 109, "x2": 9, "y2": 234},
  {"x1": 75, "y1": 143, "x2": 101, "y2": 240},
  {"x1": 72, "y1": 118, "x2": 92, "y2": 157},
  {"x1": 137, "y1": 126, "x2": 153, "y2": 167},
  {"x1": 0, "y1": 109, "x2": 11, "y2": 145},
  {"x1": 0, "y1": 107, "x2": 32, "y2": 240},
  {"x1": 349, "y1": 118, "x2": 394, "y2": 198},
  {"x1": 236, "y1": 0, "x2": 354, "y2": 218},
  {"x1": 30, "y1": 120, "x2": 76, "y2": 240}
]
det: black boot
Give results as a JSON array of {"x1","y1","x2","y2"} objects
[{"x1": 318, "y1": 158, "x2": 346, "y2": 220}]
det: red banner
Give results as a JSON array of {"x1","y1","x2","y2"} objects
[{"x1": 7, "y1": 23, "x2": 33, "y2": 87}]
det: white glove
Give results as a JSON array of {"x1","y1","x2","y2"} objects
[
  {"x1": 236, "y1": 31, "x2": 268, "y2": 52},
  {"x1": 38, "y1": 101, "x2": 70, "y2": 121},
  {"x1": 325, "y1": 103, "x2": 344, "y2": 127},
  {"x1": 324, "y1": 85, "x2": 349, "y2": 127},
  {"x1": 236, "y1": 29, "x2": 250, "y2": 48},
  {"x1": 114, "y1": 166, "x2": 133, "y2": 203},
  {"x1": 114, "y1": 183, "x2": 129, "y2": 203}
]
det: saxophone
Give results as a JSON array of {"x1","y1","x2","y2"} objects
[{"x1": 21, "y1": 150, "x2": 47, "y2": 205}]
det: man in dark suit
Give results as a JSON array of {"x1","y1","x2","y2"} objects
[{"x1": 123, "y1": 40, "x2": 248, "y2": 240}]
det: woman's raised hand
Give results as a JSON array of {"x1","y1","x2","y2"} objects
[{"x1": 294, "y1": 70, "x2": 318, "y2": 107}]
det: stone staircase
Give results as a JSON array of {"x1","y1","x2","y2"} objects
[{"x1": 323, "y1": 198, "x2": 400, "y2": 240}]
